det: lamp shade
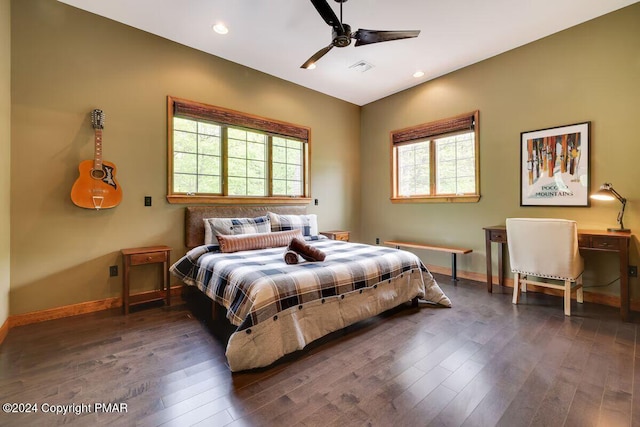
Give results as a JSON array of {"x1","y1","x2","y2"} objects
[{"x1": 590, "y1": 187, "x2": 615, "y2": 201}]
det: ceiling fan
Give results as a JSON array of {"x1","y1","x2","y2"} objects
[{"x1": 301, "y1": 0, "x2": 421, "y2": 69}]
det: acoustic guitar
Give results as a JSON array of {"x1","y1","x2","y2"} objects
[{"x1": 71, "y1": 109, "x2": 122, "y2": 209}]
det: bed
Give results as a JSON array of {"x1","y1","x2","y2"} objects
[{"x1": 170, "y1": 206, "x2": 451, "y2": 371}]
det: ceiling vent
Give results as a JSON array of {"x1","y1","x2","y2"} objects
[{"x1": 349, "y1": 60, "x2": 374, "y2": 73}]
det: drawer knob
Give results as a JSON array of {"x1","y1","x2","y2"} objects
[{"x1": 147, "y1": 256, "x2": 152, "y2": 261}]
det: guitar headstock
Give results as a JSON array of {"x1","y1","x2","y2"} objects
[{"x1": 91, "y1": 109, "x2": 105, "y2": 130}]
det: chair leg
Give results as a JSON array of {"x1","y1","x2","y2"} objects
[
  {"x1": 577, "y1": 276, "x2": 584, "y2": 304},
  {"x1": 512, "y1": 273, "x2": 521, "y2": 305},
  {"x1": 564, "y1": 280, "x2": 571, "y2": 316}
]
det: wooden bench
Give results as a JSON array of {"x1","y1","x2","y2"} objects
[{"x1": 384, "y1": 240, "x2": 473, "y2": 281}]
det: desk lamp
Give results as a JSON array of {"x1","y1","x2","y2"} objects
[{"x1": 590, "y1": 183, "x2": 630, "y2": 232}]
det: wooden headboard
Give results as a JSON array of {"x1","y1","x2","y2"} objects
[{"x1": 185, "y1": 205, "x2": 307, "y2": 248}]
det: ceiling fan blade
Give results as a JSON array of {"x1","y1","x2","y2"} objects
[
  {"x1": 309, "y1": 0, "x2": 343, "y2": 32},
  {"x1": 300, "y1": 44, "x2": 334, "y2": 69},
  {"x1": 354, "y1": 29, "x2": 421, "y2": 47}
]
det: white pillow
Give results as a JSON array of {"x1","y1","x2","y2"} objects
[
  {"x1": 203, "y1": 215, "x2": 270, "y2": 246},
  {"x1": 267, "y1": 212, "x2": 319, "y2": 240}
]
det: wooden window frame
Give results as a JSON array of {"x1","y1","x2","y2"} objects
[
  {"x1": 390, "y1": 110, "x2": 480, "y2": 203},
  {"x1": 167, "y1": 96, "x2": 311, "y2": 205}
]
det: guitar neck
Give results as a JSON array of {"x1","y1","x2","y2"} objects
[{"x1": 93, "y1": 129, "x2": 103, "y2": 170}]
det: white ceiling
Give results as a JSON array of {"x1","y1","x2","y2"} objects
[{"x1": 58, "y1": 0, "x2": 638, "y2": 106}]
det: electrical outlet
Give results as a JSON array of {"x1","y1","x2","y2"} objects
[
  {"x1": 144, "y1": 196, "x2": 152, "y2": 206},
  {"x1": 314, "y1": 199, "x2": 319, "y2": 206},
  {"x1": 629, "y1": 265, "x2": 638, "y2": 277},
  {"x1": 375, "y1": 237, "x2": 380, "y2": 245},
  {"x1": 109, "y1": 265, "x2": 118, "y2": 277}
]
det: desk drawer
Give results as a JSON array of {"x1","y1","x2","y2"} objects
[
  {"x1": 591, "y1": 236, "x2": 619, "y2": 250},
  {"x1": 130, "y1": 251, "x2": 167, "y2": 265},
  {"x1": 578, "y1": 235, "x2": 591, "y2": 248},
  {"x1": 490, "y1": 230, "x2": 507, "y2": 242}
]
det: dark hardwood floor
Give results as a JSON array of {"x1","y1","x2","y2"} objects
[{"x1": 1, "y1": 274, "x2": 638, "y2": 427}]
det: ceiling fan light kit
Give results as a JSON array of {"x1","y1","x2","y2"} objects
[{"x1": 301, "y1": 0, "x2": 420, "y2": 69}]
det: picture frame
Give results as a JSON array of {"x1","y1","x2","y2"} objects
[{"x1": 520, "y1": 121, "x2": 590, "y2": 207}]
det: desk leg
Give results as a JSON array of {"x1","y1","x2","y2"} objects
[
  {"x1": 620, "y1": 240, "x2": 630, "y2": 321},
  {"x1": 498, "y1": 242, "x2": 504, "y2": 287},
  {"x1": 485, "y1": 229, "x2": 493, "y2": 292}
]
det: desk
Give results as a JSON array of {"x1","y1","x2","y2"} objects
[{"x1": 484, "y1": 226, "x2": 631, "y2": 321}]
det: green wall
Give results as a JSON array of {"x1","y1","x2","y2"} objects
[
  {"x1": 10, "y1": 0, "x2": 360, "y2": 315},
  {"x1": 360, "y1": 3, "x2": 640, "y2": 299},
  {"x1": 0, "y1": 0, "x2": 10, "y2": 326},
  {"x1": 8, "y1": 0, "x2": 640, "y2": 316}
]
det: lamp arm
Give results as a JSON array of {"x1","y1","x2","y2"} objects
[
  {"x1": 617, "y1": 198, "x2": 627, "y2": 229},
  {"x1": 609, "y1": 187, "x2": 626, "y2": 204}
]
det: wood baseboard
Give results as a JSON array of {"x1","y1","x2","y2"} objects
[
  {"x1": 426, "y1": 264, "x2": 627, "y2": 310},
  {"x1": 0, "y1": 318, "x2": 8, "y2": 345},
  {"x1": 8, "y1": 286, "x2": 184, "y2": 328},
  {"x1": 9, "y1": 297, "x2": 120, "y2": 328}
]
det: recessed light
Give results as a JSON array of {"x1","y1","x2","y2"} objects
[
  {"x1": 213, "y1": 23, "x2": 229, "y2": 35},
  {"x1": 413, "y1": 70, "x2": 425, "y2": 78}
]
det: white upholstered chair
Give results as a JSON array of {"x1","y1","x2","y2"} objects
[{"x1": 506, "y1": 218, "x2": 584, "y2": 316}]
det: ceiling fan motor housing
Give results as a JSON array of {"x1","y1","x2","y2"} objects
[{"x1": 332, "y1": 23, "x2": 352, "y2": 47}]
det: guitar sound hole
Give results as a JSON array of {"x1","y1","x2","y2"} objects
[{"x1": 91, "y1": 168, "x2": 106, "y2": 179}]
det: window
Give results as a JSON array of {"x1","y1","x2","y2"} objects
[
  {"x1": 168, "y1": 97, "x2": 310, "y2": 204},
  {"x1": 391, "y1": 111, "x2": 480, "y2": 203}
]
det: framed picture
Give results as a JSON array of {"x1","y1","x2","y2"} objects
[{"x1": 520, "y1": 121, "x2": 590, "y2": 206}]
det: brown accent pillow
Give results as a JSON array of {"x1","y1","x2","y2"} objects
[
  {"x1": 217, "y1": 229, "x2": 303, "y2": 253},
  {"x1": 288, "y1": 237, "x2": 326, "y2": 262},
  {"x1": 284, "y1": 250, "x2": 300, "y2": 265}
]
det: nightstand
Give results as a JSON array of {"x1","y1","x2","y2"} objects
[
  {"x1": 121, "y1": 245, "x2": 171, "y2": 315},
  {"x1": 320, "y1": 230, "x2": 350, "y2": 242}
]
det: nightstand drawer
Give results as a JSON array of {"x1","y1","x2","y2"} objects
[
  {"x1": 320, "y1": 231, "x2": 350, "y2": 242},
  {"x1": 335, "y1": 233, "x2": 349, "y2": 241},
  {"x1": 130, "y1": 251, "x2": 167, "y2": 265}
]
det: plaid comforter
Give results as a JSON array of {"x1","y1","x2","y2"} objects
[{"x1": 170, "y1": 240, "x2": 428, "y2": 331}]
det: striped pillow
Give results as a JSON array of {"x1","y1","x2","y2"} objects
[
  {"x1": 203, "y1": 216, "x2": 270, "y2": 246},
  {"x1": 217, "y1": 229, "x2": 303, "y2": 253}
]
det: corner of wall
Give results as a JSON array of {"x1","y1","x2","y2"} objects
[{"x1": 0, "y1": 0, "x2": 11, "y2": 339}]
